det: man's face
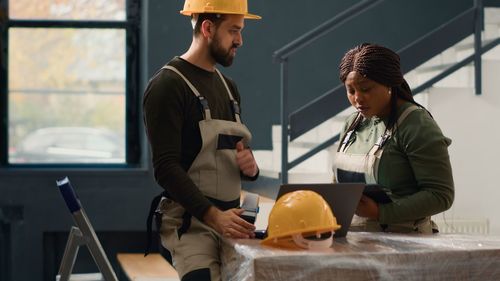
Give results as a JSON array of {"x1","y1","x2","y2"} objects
[{"x1": 209, "y1": 14, "x2": 245, "y2": 67}]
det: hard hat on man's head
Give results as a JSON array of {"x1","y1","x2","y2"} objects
[{"x1": 180, "y1": 0, "x2": 261, "y2": 19}]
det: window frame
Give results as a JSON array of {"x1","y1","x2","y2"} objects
[{"x1": 0, "y1": 0, "x2": 142, "y2": 168}]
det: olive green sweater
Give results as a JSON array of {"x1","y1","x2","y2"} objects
[{"x1": 339, "y1": 102, "x2": 454, "y2": 224}]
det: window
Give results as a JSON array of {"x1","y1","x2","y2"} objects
[{"x1": 0, "y1": 0, "x2": 141, "y2": 166}]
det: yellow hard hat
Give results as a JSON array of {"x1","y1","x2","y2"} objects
[
  {"x1": 180, "y1": 0, "x2": 261, "y2": 20},
  {"x1": 261, "y1": 190, "x2": 341, "y2": 249}
]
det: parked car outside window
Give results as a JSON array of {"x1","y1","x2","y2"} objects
[{"x1": 10, "y1": 127, "x2": 125, "y2": 164}]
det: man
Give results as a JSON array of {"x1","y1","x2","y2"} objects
[{"x1": 143, "y1": 0, "x2": 261, "y2": 280}]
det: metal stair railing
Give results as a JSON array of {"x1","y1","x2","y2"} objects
[
  {"x1": 412, "y1": 37, "x2": 500, "y2": 95},
  {"x1": 289, "y1": 5, "x2": 479, "y2": 143},
  {"x1": 273, "y1": 0, "x2": 385, "y2": 183}
]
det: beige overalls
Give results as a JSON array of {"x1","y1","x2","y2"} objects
[
  {"x1": 157, "y1": 66, "x2": 251, "y2": 280},
  {"x1": 333, "y1": 105, "x2": 435, "y2": 234}
]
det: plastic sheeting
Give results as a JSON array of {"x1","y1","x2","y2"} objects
[{"x1": 221, "y1": 232, "x2": 500, "y2": 281}]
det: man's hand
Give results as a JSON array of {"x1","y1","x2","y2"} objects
[
  {"x1": 236, "y1": 141, "x2": 258, "y2": 177},
  {"x1": 203, "y1": 206, "x2": 256, "y2": 239},
  {"x1": 355, "y1": 195, "x2": 379, "y2": 219}
]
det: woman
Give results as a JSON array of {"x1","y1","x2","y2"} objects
[{"x1": 333, "y1": 43, "x2": 454, "y2": 233}]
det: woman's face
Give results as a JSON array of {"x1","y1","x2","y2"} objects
[{"x1": 344, "y1": 71, "x2": 392, "y2": 118}]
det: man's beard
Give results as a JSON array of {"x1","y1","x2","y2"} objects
[{"x1": 210, "y1": 35, "x2": 237, "y2": 67}]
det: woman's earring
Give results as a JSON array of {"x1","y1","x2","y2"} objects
[{"x1": 388, "y1": 89, "x2": 392, "y2": 96}]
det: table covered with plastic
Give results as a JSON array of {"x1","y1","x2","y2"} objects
[{"x1": 220, "y1": 232, "x2": 500, "y2": 281}]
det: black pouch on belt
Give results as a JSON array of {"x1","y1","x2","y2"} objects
[
  {"x1": 145, "y1": 193, "x2": 164, "y2": 256},
  {"x1": 145, "y1": 195, "x2": 241, "y2": 255}
]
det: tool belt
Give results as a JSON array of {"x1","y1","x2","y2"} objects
[{"x1": 144, "y1": 192, "x2": 239, "y2": 256}]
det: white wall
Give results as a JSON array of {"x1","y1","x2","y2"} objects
[{"x1": 427, "y1": 58, "x2": 500, "y2": 234}]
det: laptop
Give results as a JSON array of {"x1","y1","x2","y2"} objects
[{"x1": 275, "y1": 183, "x2": 364, "y2": 238}]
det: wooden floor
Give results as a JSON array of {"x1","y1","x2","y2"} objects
[{"x1": 117, "y1": 253, "x2": 179, "y2": 281}]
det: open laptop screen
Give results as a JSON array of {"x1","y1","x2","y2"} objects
[{"x1": 277, "y1": 183, "x2": 364, "y2": 238}]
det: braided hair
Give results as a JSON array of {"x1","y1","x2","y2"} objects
[{"x1": 339, "y1": 43, "x2": 428, "y2": 131}]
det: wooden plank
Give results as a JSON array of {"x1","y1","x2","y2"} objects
[{"x1": 117, "y1": 253, "x2": 179, "y2": 281}]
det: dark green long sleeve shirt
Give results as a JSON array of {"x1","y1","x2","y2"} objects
[{"x1": 340, "y1": 102, "x2": 454, "y2": 224}]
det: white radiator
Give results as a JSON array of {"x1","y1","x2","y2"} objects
[{"x1": 432, "y1": 218, "x2": 490, "y2": 234}]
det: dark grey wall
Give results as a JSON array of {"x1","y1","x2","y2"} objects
[
  {"x1": 146, "y1": 0, "x2": 472, "y2": 149},
  {"x1": 0, "y1": 1, "x2": 475, "y2": 281}
]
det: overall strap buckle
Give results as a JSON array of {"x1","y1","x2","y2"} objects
[
  {"x1": 198, "y1": 96, "x2": 212, "y2": 120},
  {"x1": 375, "y1": 131, "x2": 391, "y2": 147},
  {"x1": 370, "y1": 130, "x2": 392, "y2": 156},
  {"x1": 231, "y1": 101, "x2": 241, "y2": 115},
  {"x1": 231, "y1": 101, "x2": 242, "y2": 123}
]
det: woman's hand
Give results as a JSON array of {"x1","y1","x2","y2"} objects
[{"x1": 355, "y1": 195, "x2": 380, "y2": 219}]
